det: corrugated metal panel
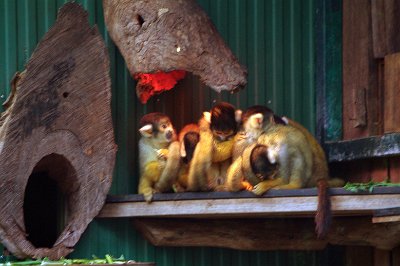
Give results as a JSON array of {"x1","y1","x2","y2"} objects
[{"x1": 0, "y1": 0, "x2": 344, "y2": 265}]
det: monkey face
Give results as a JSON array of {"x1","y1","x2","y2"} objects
[
  {"x1": 156, "y1": 118, "x2": 176, "y2": 143},
  {"x1": 250, "y1": 144, "x2": 278, "y2": 181},
  {"x1": 139, "y1": 113, "x2": 177, "y2": 145},
  {"x1": 246, "y1": 113, "x2": 264, "y2": 130},
  {"x1": 212, "y1": 129, "x2": 235, "y2": 142}
]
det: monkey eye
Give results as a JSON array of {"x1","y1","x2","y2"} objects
[
  {"x1": 161, "y1": 124, "x2": 167, "y2": 129},
  {"x1": 215, "y1": 130, "x2": 233, "y2": 136}
]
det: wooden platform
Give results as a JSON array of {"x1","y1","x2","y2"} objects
[
  {"x1": 98, "y1": 187, "x2": 400, "y2": 219},
  {"x1": 97, "y1": 187, "x2": 400, "y2": 251}
]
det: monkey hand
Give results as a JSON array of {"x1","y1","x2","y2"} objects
[
  {"x1": 251, "y1": 178, "x2": 283, "y2": 195},
  {"x1": 157, "y1": 148, "x2": 169, "y2": 160},
  {"x1": 252, "y1": 182, "x2": 271, "y2": 195},
  {"x1": 141, "y1": 187, "x2": 156, "y2": 203}
]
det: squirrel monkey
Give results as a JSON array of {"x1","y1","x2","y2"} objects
[
  {"x1": 138, "y1": 112, "x2": 181, "y2": 202},
  {"x1": 187, "y1": 102, "x2": 239, "y2": 191},
  {"x1": 227, "y1": 105, "x2": 285, "y2": 191},
  {"x1": 227, "y1": 105, "x2": 344, "y2": 238},
  {"x1": 232, "y1": 105, "x2": 287, "y2": 160},
  {"x1": 174, "y1": 123, "x2": 200, "y2": 192}
]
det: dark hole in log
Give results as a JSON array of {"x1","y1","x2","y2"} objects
[
  {"x1": 136, "y1": 14, "x2": 144, "y2": 27},
  {"x1": 23, "y1": 154, "x2": 76, "y2": 248},
  {"x1": 62, "y1": 92, "x2": 69, "y2": 98}
]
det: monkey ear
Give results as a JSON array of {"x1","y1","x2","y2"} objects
[
  {"x1": 180, "y1": 142, "x2": 187, "y2": 157},
  {"x1": 235, "y1": 109, "x2": 243, "y2": 123},
  {"x1": 203, "y1": 112, "x2": 211, "y2": 123},
  {"x1": 266, "y1": 147, "x2": 278, "y2": 164},
  {"x1": 281, "y1": 116, "x2": 289, "y2": 125},
  {"x1": 139, "y1": 124, "x2": 153, "y2": 138}
]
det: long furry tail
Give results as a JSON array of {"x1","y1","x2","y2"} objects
[{"x1": 315, "y1": 178, "x2": 332, "y2": 239}]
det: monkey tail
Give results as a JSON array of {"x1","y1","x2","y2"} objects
[{"x1": 315, "y1": 178, "x2": 332, "y2": 239}]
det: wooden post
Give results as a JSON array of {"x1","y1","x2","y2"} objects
[{"x1": 0, "y1": 3, "x2": 116, "y2": 260}]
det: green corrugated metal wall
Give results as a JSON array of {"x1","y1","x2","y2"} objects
[{"x1": 0, "y1": 0, "x2": 344, "y2": 265}]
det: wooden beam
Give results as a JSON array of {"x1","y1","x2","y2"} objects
[
  {"x1": 325, "y1": 133, "x2": 400, "y2": 162},
  {"x1": 373, "y1": 206, "x2": 400, "y2": 223},
  {"x1": 372, "y1": 215, "x2": 400, "y2": 223},
  {"x1": 98, "y1": 189, "x2": 400, "y2": 219}
]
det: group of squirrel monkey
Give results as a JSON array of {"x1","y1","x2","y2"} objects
[{"x1": 138, "y1": 102, "x2": 344, "y2": 238}]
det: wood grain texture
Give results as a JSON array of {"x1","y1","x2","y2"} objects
[
  {"x1": 371, "y1": 0, "x2": 387, "y2": 58},
  {"x1": 343, "y1": 0, "x2": 381, "y2": 139},
  {"x1": 102, "y1": 0, "x2": 247, "y2": 99},
  {"x1": 0, "y1": 3, "x2": 116, "y2": 259},
  {"x1": 132, "y1": 216, "x2": 400, "y2": 251},
  {"x1": 98, "y1": 193, "x2": 400, "y2": 218},
  {"x1": 384, "y1": 53, "x2": 400, "y2": 133}
]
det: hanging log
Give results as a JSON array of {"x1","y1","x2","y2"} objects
[
  {"x1": 0, "y1": 3, "x2": 116, "y2": 259},
  {"x1": 102, "y1": 0, "x2": 247, "y2": 103},
  {"x1": 133, "y1": 217, "x2": 400, "y2": 251}
]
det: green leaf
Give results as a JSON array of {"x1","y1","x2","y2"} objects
[{"x1": 343, "y1": 180, "x2": 400, "y2": 193}]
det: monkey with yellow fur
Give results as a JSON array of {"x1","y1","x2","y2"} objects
[
  {"x1": 227, "y1": 105, "x2": 286, "y2": 191},
  {"x1": 226, "y1": 105, "x2": 344, "y2": 238},
  {"x1": 138, "y1": 112, "x2": 181, "y2": 202},
  {"x1": 187, "y1": 102, "x2": 239, "y2": 191}
]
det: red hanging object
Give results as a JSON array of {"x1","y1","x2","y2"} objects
[{"x1": 134, "y1": 70, "x2": 186, "y2": 103}]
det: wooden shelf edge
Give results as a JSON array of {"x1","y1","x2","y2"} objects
[
  {"x1": 325, "y1": 132, "x2": 400, "y2": 162},
  {"x1": 98, "y1": 188, "x2": 400, "y2": 219}
]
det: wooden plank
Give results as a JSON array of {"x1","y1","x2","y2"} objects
[
  {"x1": 384, "y1": 53, "x2": 400, "y2": 133},
  {"x1": 343, "y1": 0, "x2": 381, "y2": 139},
  {"x1": 106, "y1": 187, "x2": 400, "y2": 203},
  {"x1": 98, "y1": 193, "x2": 400, "y2": 218},
  {"x1": 384, "y1": 0, "x2": 400, "y2": 54},
  {"x1": 371, "y1": 0, "x2": 387, "y2": 58},
  {"x1": 374, "y1": 249, "x2": 390, "y2": 266},
  {"x1": 372, "y1": 215, "x2": 400, "y2": 223},
  {"x1": 326, "y1": 133, "x2": 400, "y2": 162},
  {"x1": 374, "y1": 206, "x2": 400, "y2": 217}
]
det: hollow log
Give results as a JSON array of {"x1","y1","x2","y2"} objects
[
  {"x1": 102, "y1": 0, "x2": 247, "y2": 102},
  {"x1": 133, "y1": 217, "x2": 400, "y2": 251},
  {"x1": 0, "y1": 3, "x2": 116, "y2": 259}
]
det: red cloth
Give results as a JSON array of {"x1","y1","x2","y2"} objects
[{"x1": 135, "y1": 70, "x2": 186, "y2": 103}]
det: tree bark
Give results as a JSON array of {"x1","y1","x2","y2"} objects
[
  {"x1": 103, "y1": 0, "x2": 247, "y2": 102},
  {"x1": 134, "y1": 217, "x2": 400, "y2": 251},
  {"x1": 0, "y1": 3, "x2": 116, "y2": 259}
]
